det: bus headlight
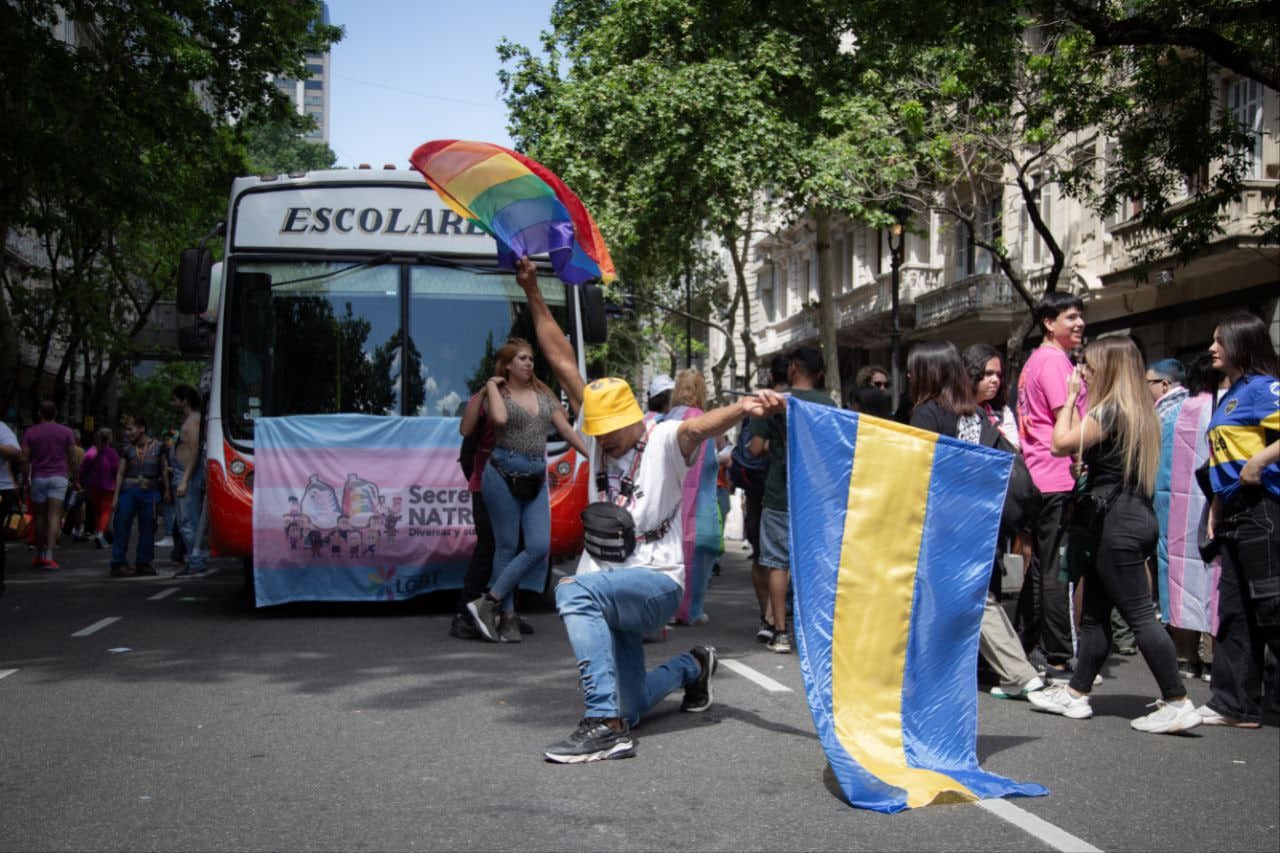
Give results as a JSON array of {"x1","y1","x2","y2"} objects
[
  {"x1": 555, "y1": 461, "x2": 572, "y2": 478},
  {"x1": 229, "y1": 459, "x2": 247, "y2": 476}
]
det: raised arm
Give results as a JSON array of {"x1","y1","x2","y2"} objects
[
  {"x1": 515, "y1": 256, "x2": 585, "y2": 416},
  {"x1": 1050, "y1": 366, "x2": 1103, "y2": 457},
  {"x1": 678, "y1": 391, "x2": 786, "y2": 460}
]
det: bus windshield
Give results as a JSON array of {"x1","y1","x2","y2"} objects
[{"x1": 224, "y1": 259, "x2": 569, "y2": 442}]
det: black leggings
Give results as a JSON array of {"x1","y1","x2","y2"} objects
[{"x1": 1070, "y1": 490, "x2": 1186, "y2": 700}]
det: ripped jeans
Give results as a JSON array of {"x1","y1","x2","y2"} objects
[{"x1": 555, "y1": 568, "x2": 699, "y2": 726}]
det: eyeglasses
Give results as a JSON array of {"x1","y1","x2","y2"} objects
[{"x1": 871, "y1": 381, "x2": 888, "y2": 389}]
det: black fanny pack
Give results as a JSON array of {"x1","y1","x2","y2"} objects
[
  {"x1": 493, "y1": 461, "x2": 544, "y2": 501},
  {"x1": 581, "y1": 501, "x2": 679, "y2": 563},
  {"x1": 581, "y1": 502, "x2": 637, "y2": 562}
]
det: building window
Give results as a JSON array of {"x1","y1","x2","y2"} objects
[
  {"x1": 953, "y1": 221, "x2": 971, "y2": 280},
  {"x1": 1023, "y1": 175, "x2": 1051, "y2": 266},
  {"x1": 304, "y1": 95, "x2": 324, "y2": 106},
  {"x1": 799, "y1": 255, "x2": 812, "y2": 306},
  {"x1": 307, "y1": 63, "x2": 324, "y2": 76},
  {"x1": 975, "y1": 196, "x2": 1000, "y2": 275},
  {"x1": 304, "y1": 79, "x2": 324, "y2": 91},
  {"x1": 757, "y1": 270, "x2": 775, "y2": 323},
  {"x1": 1227, "y1": 78, "x2": 1264, "y2": 180}
]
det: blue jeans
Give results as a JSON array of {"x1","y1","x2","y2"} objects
[
  {"x1": 482, "y1": 446, "x2": 550, "y2": 609},
  {"x1": 687, "y1": 547, "x2": 717, "y2": 621},
  {"x1": 112, "y1": 487, "x2": 157, "y2": 566},
  {"x1": 556, "y1": 569, "x2": 699, "y2": 725},
  {"x1": 175, "y1": 466, "x2": 207, "y2": 570}
]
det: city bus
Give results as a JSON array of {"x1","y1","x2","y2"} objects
[{"x1": 177, "y1": 168, "x2": 606, "y2": 605}]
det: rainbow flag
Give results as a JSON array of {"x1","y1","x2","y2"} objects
[
  {"x1": 787, "y1": 399, "x2": 1048, "y2": 813},
  {"x1": 251, "y1": 415, "x2": 544, "y2": 607},
  {"x1": 409, "y1": 139, "x2": 615, "y2": 285}
]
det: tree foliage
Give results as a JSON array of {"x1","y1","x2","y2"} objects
[{"x1": 0, "y1": 0, "x2": 342, "y2": 419}]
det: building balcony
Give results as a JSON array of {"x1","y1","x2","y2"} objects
[
  {"x1": 915, "y1": 273, "x2": 1019, "y2": 329},
  {"x1": 1107, "y1": 179, "x2": 1278, "y2": 270}
]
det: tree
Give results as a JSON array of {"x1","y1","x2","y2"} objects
[
  {"x1": 242, "y1": 109, "x2": 340, "y2": 175},
  {"x1": 0, "y1": 1, "x2": 342, "y2": 417},
  {"x1": 499, "y1": 0, "x2": 807, "y2": 393}
]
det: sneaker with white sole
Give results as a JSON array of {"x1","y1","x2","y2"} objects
[
  {"x1": 466, "y1": 595, "x2": 501, "y2": 643},
  {"x1": 1027, "y1": 684, "x2": 1093, "y2": 719},
  {"x1": 1195, "y1": 705, "x2": 1261, "y2": 728},
  {"x1": 756, "y1": 619, "x2": 774, "y2": 643},
  {"x1": 681, "y1": 646, "x2": 718, "y2": 712},
  {"x1": 990, "y1": 675, "x2": 1045, "y2": 700},
  {"x1": 1130, "y1": 699, "x2": 1201, "y2": 734},
  {"x1": 544, "y1": 718, "x2": 635, "y2": 763},
  {"x1": 767, "y1": 630, "x2": 792, "y2": 654}
]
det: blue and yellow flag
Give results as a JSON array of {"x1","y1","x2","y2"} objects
[{"x1": 787, "y1": 399, "x2": 1048, "y2": 813}]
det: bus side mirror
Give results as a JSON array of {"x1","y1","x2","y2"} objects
[
  {"x1": 178, "y1": 248, "x2": 212, "y2": 315},
  {"x1": 580, "y1": 284, "x2": 608, "y2": 345}
]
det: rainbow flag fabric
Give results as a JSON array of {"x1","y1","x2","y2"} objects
[
  {"x1": 409, "y1": 139, "x2": 615, "y2": 285},
  {"x1": 251, "y1": 415, "x2": 543, "y2": 607},
  {"x1": 787, "y1": 399, "x2": 1048, "y2": 813}
]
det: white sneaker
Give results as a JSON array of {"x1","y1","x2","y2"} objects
[
  {"x1": 1027, "y1": 684, "x2": 1093, "y2": 719},
  {"x1": 1195, "y1": 705, "x2": 1261, "y2": 728},
  {"x1": 155, "y1": 536, "x2": 174, "y2": 548},
  {"x1": 990, "y1": 675, "x2": 1045, "y2": 700},
  {"x1": 1131, "y1": 699, "x2": 1202, "y2": 734}
]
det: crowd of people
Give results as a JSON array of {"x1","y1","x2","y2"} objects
[
  {"x1": 2, "y1": 277, "x2": 1275, "y2": 762},
  {"x1": 451, "y1": 277, "x2": 1276, "y2": 759},
  {"x1": 0, "y1": 387, "x2": 211, "y2": 590}
]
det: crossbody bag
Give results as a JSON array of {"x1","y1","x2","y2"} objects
[{"x1": 581, "y1": 425, "x2": 679, "y2": 563}]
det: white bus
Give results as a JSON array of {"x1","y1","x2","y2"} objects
[{"x1": 177, "y1": 168, "x2": 606, "y2": 604}]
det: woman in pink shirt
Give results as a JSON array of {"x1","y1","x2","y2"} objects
[{"x1": 79, "y1": 428, "x2": 120, "y2": 549}]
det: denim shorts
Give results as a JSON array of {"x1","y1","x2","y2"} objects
[
  {"x1": 31, "y1": 476, "x2": 70, "y2": 504},
  {"x1": 758, "y1": 506, "x2": 791, "y2": 570}
]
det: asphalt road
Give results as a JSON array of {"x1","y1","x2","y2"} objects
[{"x1": 1, "y1": 538, "x2": 1277, "y2": 852}]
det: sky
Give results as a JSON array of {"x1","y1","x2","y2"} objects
[{"x1": 325, "y1": 0, "x2": 556, "y2": 169}]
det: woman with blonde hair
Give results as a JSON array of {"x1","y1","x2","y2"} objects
[
  {"x1": 464, "y1": 337, "x2": 586, "y2": 643},
  {"x1": 666, "y1": 369, "x2": 721, "y2": 625},
  {"x1": 1029, "y1": 336, "x2": 1199, "y2": 733}
]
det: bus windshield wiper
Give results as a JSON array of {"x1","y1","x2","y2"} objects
[{"x1": 263, "y1": 253, "x2": 393, "y2": 289}]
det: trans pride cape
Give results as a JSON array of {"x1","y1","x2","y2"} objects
[
  {"x1": 665, "y1": 405, "x2": 721, "y2": 624},
  {"x1": 787, "y1": 399, "x2": 1048, "y2": 813},
  {"x1": 1155, "y1": 393, "x2": 1221, "y2": 632},
  {"x1": 251, "y1": 415, "x2": 543, "y2": 607}
]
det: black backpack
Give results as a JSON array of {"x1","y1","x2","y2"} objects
[
  {"x1": 977, "y1": 418, "x2": 1042, "y2": 537},
  {"x1": 728, "y1": 416, "x2": 768, "y2": 491}
]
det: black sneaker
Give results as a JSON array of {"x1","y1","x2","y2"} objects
[
  {"x1": 681, "y1": 645, "x2": 718, "y2": 712},
  {"x1": 756, "y1": 618, "x2": 774, "y2": 643},
  {"x1": 449, "y1": 613, "x2": 481, "y2": 640},
  {"x1": 466, "y1": 595, "x2": 501, "y2": 642},
  {"x1": 544, "y1": 718, "x2": 635, "y2": 764}
]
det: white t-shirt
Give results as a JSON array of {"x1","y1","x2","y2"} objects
[
  {"x1": 575, "y1": 419, "x2": 693, "y2": 589},
  {"x1": 0, "y1": 422, "x2": 18, "y2": 491}
]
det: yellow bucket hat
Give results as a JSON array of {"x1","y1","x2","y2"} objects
[{"x1": 582, "y1": 378, "x2": 644, "y2": 435}]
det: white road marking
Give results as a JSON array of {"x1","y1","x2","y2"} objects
[
  {"x1": 0, "y1": 669, "x2": 17, "y2": 681},
  {"x1": 71, "y1": 617, "x2": 122, "y2": 637},
  {"x1": 148, "y1": 587, "x2": 180, "y2": 601},
  {"x1": 978, "y1": 798, "x2": 1103, "y2": 852},
  {"x1": 720, "y1": 659, "x2": 793, "y2": 693}
]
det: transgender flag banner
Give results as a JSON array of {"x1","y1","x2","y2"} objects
[{"x1": 252, "y1": 414, "x2": 512, "y2": 607}]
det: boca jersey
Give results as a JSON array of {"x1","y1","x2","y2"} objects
[{"x1": 1206, "y1": 373, "x2": 1280, "y2": 504}]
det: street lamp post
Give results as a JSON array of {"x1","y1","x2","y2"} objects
[{"x1": 887, "y1": 209, "x2": 908, "y2": 412}]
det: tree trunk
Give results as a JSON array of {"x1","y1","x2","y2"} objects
[{"x1": 813, "y1": 209, "x2": 842, "y2": 402}]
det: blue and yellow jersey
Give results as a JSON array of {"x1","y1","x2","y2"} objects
[{"x1": 1207, "y1": 373, "x2": 1280, "y2": 504}]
